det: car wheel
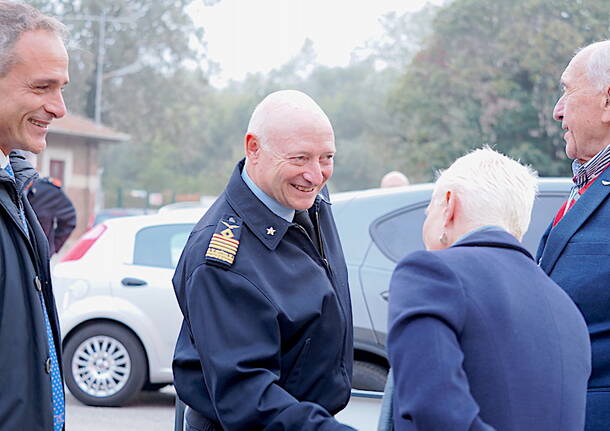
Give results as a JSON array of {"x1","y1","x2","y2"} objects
[
  {"x1": 63, "y1": 322, "x2": 147, "y2": 406},
  {"x1": 352, "y1": 360, "x2": 388, "y2": 392}
]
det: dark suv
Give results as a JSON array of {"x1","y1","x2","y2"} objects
[{"x1": 331, "y1": 178, "x2": 572, "y2": 391}]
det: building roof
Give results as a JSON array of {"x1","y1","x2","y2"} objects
[{"x1": 49, "y1": 113, "x2": 130, "y2": 143}]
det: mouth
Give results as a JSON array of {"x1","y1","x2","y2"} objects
[
  {"x1": 28, "y1": 118, "x2": 50, "y2": 129},
  {"x1": 292, "y1": 184, "x2": 316, "y2": 193}
]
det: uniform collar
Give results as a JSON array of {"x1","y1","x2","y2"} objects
[
  {"x1": 241, "y1": 164, "x2": 294, "y2": 222},
  {"x1": 226, "y1": 159, "x2": 329, "y2": 250}
]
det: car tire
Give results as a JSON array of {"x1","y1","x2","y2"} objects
[
  {"x1": 63, "y1": 322, "x2": 147, "y2": 407},
  {"x1": 352, "y1": 360, "x2": 388, "y2": 392}
]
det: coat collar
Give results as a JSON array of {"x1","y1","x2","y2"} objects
[
  {"x1": 0, "y1": 151, "x2": 39, "y2": 195},
  {"x1": 224, "y1": 159, "x2": 330, "y2": 251},
  {"x1": 539, "y1": 167, "x2": 610, "y2": 274},
  {"x1": 450, "y1": 228, "x2": 533, "y2": 260}
]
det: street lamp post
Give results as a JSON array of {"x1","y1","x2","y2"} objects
[{"x1": 64, "y1": 12, "x2": 139, "y2": 124}]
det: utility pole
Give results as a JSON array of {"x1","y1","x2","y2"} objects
[{"x1": 64, "y1": 12, "x2": 140, "y2": 124}]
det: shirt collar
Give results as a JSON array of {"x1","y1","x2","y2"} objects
[
  {"x1": 454, "y1": 225, "x2": 506, "y2": 244},
  {"x1": 572, "y1": 144, "x2": 610, "y2": 188},
  {"x1": 0, "y1": 150, "x2": 9, "y2": 169},
  {"x1": 241, "y1": 164, "x2": 295, "y2": 222}
]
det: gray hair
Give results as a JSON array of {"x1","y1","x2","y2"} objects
[
  {"x1": 0, "y1": 1, "x2": 67, "y2": 77},
  {"x1": 433, "y1": 147, "x2": 538, "y2": 241},
  {"x1": 580, "y1": 40, "x2": 610, "y2": 92}
]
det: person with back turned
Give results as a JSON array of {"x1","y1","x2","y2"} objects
[
  {"x1": 386, "y1": 148, "x2": 590, "y2": 430},
  {"x1": 173, "y1": 90, "x2": 356, "y2": 430},
  {"x1": 0, "y1": 2, "x2": 69, "y2": 429}
]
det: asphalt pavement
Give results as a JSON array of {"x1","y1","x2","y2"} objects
[{"x1": 65, "y1": 385, "x2": 176, "y2": 431}]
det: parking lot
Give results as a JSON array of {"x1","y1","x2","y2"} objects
[{"x1": 66, "y1": 386, "x2": 176, "y2": 430}]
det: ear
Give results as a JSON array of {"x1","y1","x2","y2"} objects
[
  {"x1": 244, "y1": 133, "x2": 260, "y2": 162},
  {"x1": 443, "y1": 190, "x2": 458, "y2": 228},
  {"x1": 601, "y1": 87, "x2": 610, "y2": 123}
]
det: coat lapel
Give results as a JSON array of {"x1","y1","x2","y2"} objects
[{"x1": 539, "y1": 169, "x2": 610, "y2": 274}]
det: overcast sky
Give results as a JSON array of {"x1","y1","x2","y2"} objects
[{"x1": 188, "y1": 0, "x2": 443, "y2": 87}]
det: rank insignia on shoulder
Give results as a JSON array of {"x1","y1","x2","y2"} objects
[{"x1": 205, "y1": 215, "x2": 242, "y2": 269}]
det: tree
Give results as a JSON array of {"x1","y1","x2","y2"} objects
[
  {"x1": 388, "y1": 0, "x2": 610, "y2": 179},
  {"x1": 28, "y1": 0, "x2": 215, "y2": 203}
]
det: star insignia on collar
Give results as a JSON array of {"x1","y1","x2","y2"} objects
[{"x1": 266, "y1": 227, "x2": 276, "y2": 236}]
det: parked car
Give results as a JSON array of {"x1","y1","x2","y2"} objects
[
  {"x1": 89, "y1": 207, "x2": 154, "y2": 228},
  {"x1": 54, "y1": 208, "x2": 201, "y2": 406},
  {"x1": 54, "y1": 178, "x2": 571, "y2": 406}
]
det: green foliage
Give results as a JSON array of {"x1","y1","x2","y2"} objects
[
  {"x1": 389, "y1": 0, "x2": 610, "y2": 180},
  {"x1": 26, "y1": 0, "x2": 610, "y2": 202}
]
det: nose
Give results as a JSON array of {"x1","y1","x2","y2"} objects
[
  {"x1": 44, "y1": 89, "x2": 67, "y2": 119},
  {"x1": 302, "y1": 160, "x2": 324, "y2": 185},
  {"x1": 553, "y1": 94, "x2": 564, "y2": 122}
]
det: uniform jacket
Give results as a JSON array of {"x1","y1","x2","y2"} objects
[
  {"x1": 536, "y1": 168, "x2": 610, "y2": 431},
  {"x1": 389, "y1": 229, "x2": 590, "y2": 431},
  {"x1": 27, "y1": 177, "x2": 76, "y2": 255},
  {"x1": 0, "y1": 152, "x2": 63, "y2": 430},
  {"x1": 173, "y1": 160, "x2": 355, "y2": 431}
]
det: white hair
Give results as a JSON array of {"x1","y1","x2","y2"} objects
[
  {"x1": 433, "y1": 147, "x2": 538, "y2": 240},
  {"x1": 580, "y1": 40, "x2": 610, "y2": 92}
]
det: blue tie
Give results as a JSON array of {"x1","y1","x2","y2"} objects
[{"x1": 4, "y1": 163, "x2": 65, "y2": 430}]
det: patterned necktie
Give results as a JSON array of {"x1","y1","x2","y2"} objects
[{"x1": 4, "y1": 163, "x2": 65, "y2": 429}]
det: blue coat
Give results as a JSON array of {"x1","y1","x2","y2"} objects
[
  {"x1": 388, "y1": 229, "x2": 590, "y2": 431},
  {"x1": 537, "y1": 168, "x2": 610, "y2": 431},
  {"x1": 172, "y1": 160, "x2": 355, "y2": 431}
]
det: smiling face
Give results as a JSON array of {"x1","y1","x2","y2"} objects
[
  {"x1": 0, "y1": 30, "x2": 69, "y2": 155},
  {"x1": 248, "y1": 116, "x2": 335, "y2": 211},
  {"x1": 245, "y1": 91, "x2": 336, "y2": 211},
  {"x1": 553, "y1": 48, "x2": 610, "y2": 163}
]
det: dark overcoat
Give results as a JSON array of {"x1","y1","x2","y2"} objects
[{"x1": 0, "y1": 152, "x2": 63, "y2": 430}]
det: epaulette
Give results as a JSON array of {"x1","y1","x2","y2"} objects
[{"x1": 205, "y1": 215, "x2": 242, "y2": 269}]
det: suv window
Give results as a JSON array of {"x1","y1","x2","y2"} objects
[
  {"x1": 370, "y1": 202, "x2": 428, "y2": 262},
  {"x1": 133, "y1": 223, "x2": 195, "y2": 269},
  {"x1": 370, "y1": 193, "x2": 568, "y2": 263}
]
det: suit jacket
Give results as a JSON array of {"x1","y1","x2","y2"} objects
[
  {"x1": 537, "y1": 168, "x2": 610, "y2": 431},
  {"x1": 388, "y1": 229, "x2": 591, "y2": 431}
]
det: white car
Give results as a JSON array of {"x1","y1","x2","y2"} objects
[{"x1": 53, "y1": 209, "x2": 202, "y2": 406}]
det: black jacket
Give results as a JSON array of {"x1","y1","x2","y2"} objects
[
  {"x1": 0, "y1": 152, "x2": 63, "y2": 430},
  {"x1": 27, "y1": 177, "x2": 76, "y2": 255},
  {"x1": 173, "y1": 160, "x2": 355, "y2": 431}
]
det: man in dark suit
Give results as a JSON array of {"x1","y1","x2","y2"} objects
[
  {"x1": 387, "y1": 148, "x2": 591, "y2": 430},
  {"x1": 0, "y1": 2, "x2": 69, "y2": 429},
  {"x1": 537, "y1": 39, "x2": 610, "y2": 431}
]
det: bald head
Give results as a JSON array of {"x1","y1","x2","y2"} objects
[
  {"x1": 381, "y1": 171, "x2": 409, "y2": 188},
  {"x1": 247, "y1": 90, "x2": 334, "y2": 151},
  {"x1": 576, "y1": 40, "x2": 610, "y2": 92},
  {"x1": 244, "y1": 90, "x2": 336, "y2": 211}
]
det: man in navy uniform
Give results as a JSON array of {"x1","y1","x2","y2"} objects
[{"x1": 173, "y1": 90, "x2": 355, "y2": 431}]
